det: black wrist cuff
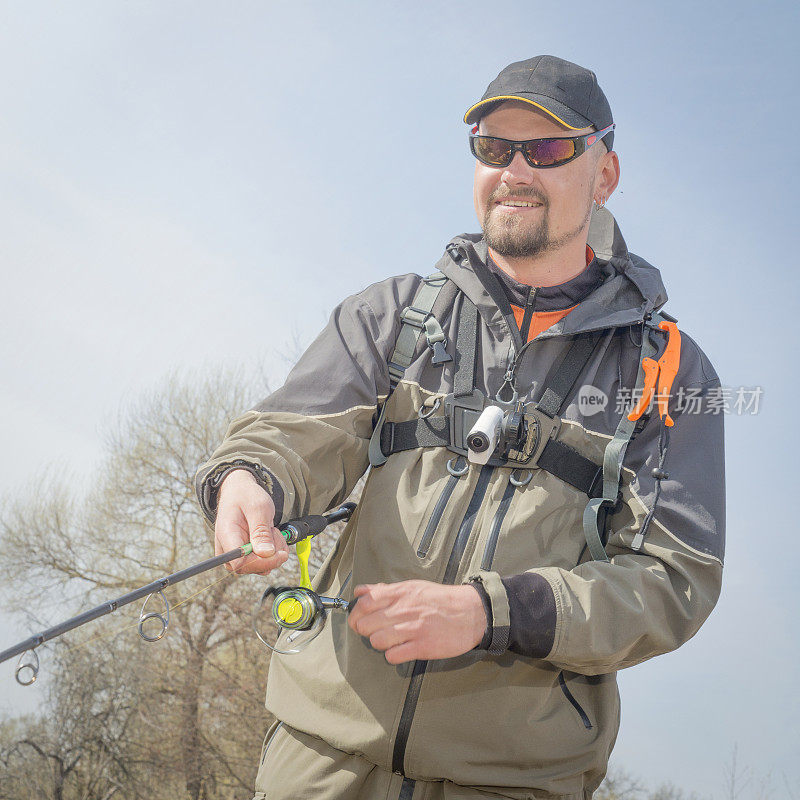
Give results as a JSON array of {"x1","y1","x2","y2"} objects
[
  {"x1": 198, "y1": 460, "x2": 284, "y2": 523},
  {"x1": 469, "y1": 580, "x2": 493, "y2": 650}
]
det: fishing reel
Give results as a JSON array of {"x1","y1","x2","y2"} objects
[{"x1": 254, "y1": 586, "x2": 353, "y2": 655}]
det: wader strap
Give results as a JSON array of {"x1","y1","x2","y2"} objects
[
  {"x1": 388, "y1": 271, "x2": 450, "y2": 389},
  {"x1": 581, "y1": 315, "x2": 665, "y2": 561},
  {"x1": 536, "y1": 333, "x2": 603, "y2": 418},
  {"x1": 369, "y1": 272, "x2": 451, "y2": 467},
  {"x1": 453, "y1": 296, "x2": 478, "y2": 397}
]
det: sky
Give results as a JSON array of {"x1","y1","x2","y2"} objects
[{"x1": 1, "y1": 1, "x2": 798, "y2": 795}]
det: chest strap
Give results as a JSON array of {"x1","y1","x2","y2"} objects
[{"x1": 378, "y1": 418, "x2": 602, "y2": 497}]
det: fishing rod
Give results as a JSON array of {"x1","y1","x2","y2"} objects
[{"x1": 0, "y1": 502, "x2": 356, "y2": 685}]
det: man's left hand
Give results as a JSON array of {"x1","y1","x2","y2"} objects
[{"x1": 348, "y1": 580, "x2": 487, "y2": 664}]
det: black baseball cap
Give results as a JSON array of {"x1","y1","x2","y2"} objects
[{"x1": 464, "y1": 55, "x2": 614, "y2": 151}]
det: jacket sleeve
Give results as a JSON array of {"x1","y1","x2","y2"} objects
[
  {"x1": 195, "y1": 275, "x2": 419, "y2": 525},
  {"x1": 468, "y1": 332, "x2": 725, "y2": 674}
]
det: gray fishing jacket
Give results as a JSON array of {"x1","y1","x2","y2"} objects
[{"x1": 196, "y1": 208, "x2": 725, "y2": 799}]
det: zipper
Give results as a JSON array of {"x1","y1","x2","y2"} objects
[
  {"x1": 417, "y1": 469, "x2": 462, "y2": 558},
  {"x1": 498, "y1": 322, "x2": 539, "y2": 402},
  {"x1": 467, "y1": 250, "x2": 524, "y2": 353},
  {"x1": 558, "y1": 671, "x2": 592, "y2": 730},
  {"x1": 480, "y1": 475, "x2": 516, "y2": 570},
  {"x1": 260, "y1": 720, "x2": 284, "y2": 765},
  {"x1": 519, "y1": 286, "x2": 537, "y2": 344},
  {"x1": 391, "y1": 465, "x2": 495, "y2": 775}
]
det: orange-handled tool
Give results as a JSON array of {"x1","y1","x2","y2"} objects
[
  {"x1": 627, "y1": 321, "x2": 682, "y2": 426},
  {"x1": 655, "y1": 321, "x2": 681, "y2": 426},
  {"x1": 627, "y1": 357, "x2": 659, "y2": 422}
]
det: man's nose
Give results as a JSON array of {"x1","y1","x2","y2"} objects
[{"x1": 501, "y1": 151, "x2": 537, "y2": 185}]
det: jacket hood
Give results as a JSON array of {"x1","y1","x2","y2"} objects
[{"x1": 435, "y1": 207, "x2": 669, "y2": 347}]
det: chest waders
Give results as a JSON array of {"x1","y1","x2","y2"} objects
[{"x1": 366, "y1": 270, "x2": 672, "y2": 785}]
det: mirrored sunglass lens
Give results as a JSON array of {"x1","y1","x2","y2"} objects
[
  {"x1": 525, "y1": 138, "x2": 576, "y2": 166},
  {"x1": 474, "y1": 137, "x2": 512, "y2": 165}
]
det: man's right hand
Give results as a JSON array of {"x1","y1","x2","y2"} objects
[{"x1": 214, "y1": 469, "x2": 290, "y2": 575}]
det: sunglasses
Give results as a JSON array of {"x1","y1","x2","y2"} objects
[{"x1": 469, "y1": 123, "x2": 615, "y2": 169}]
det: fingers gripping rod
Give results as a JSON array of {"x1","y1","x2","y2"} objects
[{"x1": 0, "y1": 502, "x2": 356, "y2": 683}]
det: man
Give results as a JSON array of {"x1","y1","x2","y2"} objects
[{"x1": 196, "y1": 56, "x2": 725, "y2": 800}]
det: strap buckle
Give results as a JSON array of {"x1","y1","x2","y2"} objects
[
  {"x1": 430, "y1": 340, "x2": 451, "y2": 365},
  {"x1": 398, "y1": 306, "x2": 453, "y2": 366}
]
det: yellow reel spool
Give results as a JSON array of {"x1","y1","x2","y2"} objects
[
  {"x1": 270, "y1": 588, "x2": 318, "y2": 631},
  {"x1": 275, "y1": 596, "x2": 305, "y2": 625}
]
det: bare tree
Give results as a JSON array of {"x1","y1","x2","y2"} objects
[
  {"x1": 0, "y1": 637, "x2": 146, "y2": 800},
  {"x1": 723, "y1": 744, "x2": 752, "y2": 800},
  {"x1": 0, "y1": 368, "x2": 357, "y2": 799},
  {"x1": 0, "y1": 716, "x2": 58, "y2": 800},
  {"x1": 595, "y1": 767, "x2": 647, "y2": 800},
  {"x1": 649, "y1": 783, "x2": 706, "y2": 800}
]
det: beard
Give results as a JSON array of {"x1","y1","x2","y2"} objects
[{"x1": 482, "y1": 188, "x2": 594, "y2": 259}]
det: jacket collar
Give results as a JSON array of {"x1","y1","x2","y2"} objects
[
  {"x1": 435, "y1": 207, "x2": 669, "y2": 349},
  {"x1": 485, "y1": 249, "x2": 604, "y2": 311}
]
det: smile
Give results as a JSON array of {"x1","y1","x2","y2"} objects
[{"x1": 496, "y1": 200, "x2": 542, "y2": 208}]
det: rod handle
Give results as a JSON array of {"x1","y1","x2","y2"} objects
[{"x1": 280, "y1": 502, "x2": 356, "y2": 546}]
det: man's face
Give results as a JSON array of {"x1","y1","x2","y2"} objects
[{"x1": 473, "y1": 101, "x2": 604, "y2": 259}]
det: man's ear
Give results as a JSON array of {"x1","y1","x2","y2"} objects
[{"x1": 595, "y1": 149, "x2": 620, "y2": 201}]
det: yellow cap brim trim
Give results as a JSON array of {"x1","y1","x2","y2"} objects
[{"x1": 463, "y1": 96, "x2": 581, "y2": 130}]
